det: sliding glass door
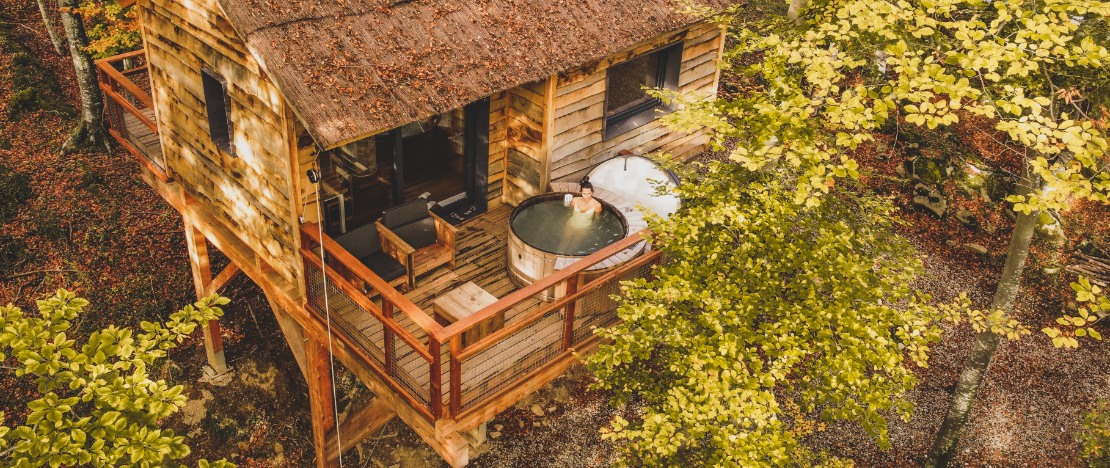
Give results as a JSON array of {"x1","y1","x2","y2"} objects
[{"x1": 317, "y1": 98, "x2": 489, "y2": 236}]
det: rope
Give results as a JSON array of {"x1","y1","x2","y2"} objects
[{"x1": 312, "y1": 166, "x2": 345, "y2": 467}]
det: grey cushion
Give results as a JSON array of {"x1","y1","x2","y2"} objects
[
  {"x1": 393, "y1": 218, "x2": 437, "y2": 250},
  {"x1": 362, "y1": 251, "x2": 406, "y2": 282},
  {"x1": 383, "y1": 199, "x2": 429, "y2": 229},
  {"x1": 334, "y1": 223, "x2": 406, "y2": 281}
]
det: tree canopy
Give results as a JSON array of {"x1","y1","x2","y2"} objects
[
  {"x1": 585, "y1": 163, "x2": 1016, "y2": 466},
  {"x1": 0, "y1": 290, "x2": 234, "y2": 468}
]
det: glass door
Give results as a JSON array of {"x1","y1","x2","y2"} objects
[
  {"x1": 399, "y1": 108, "x2": 468, "y2": 208},
  {"x1": 316, "y1": 98, "x2": 489, "y2": 236}
]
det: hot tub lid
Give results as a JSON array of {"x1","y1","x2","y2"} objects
[{"x1": 588, "y1": 155, "x2": 681, "y2": 218}]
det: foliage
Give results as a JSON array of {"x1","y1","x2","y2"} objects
[
  {"x1": 1042, "y1": 276, "x2": 1108, "y2": 347},
  {"x1": 1079, "y1": 398, "x2": 1110, "y2": 468},
  {"x1": 585, "y1": 162, "x2": 1022, "y2": 466},
  {"x1": 0, "y1": 290, "x2": 235, "y2": 468},
  {"x1": 662, "y1": 0, "x2": 1110, "y2": 209},
  {"x1": 73, "y1": 1, "x2": 141, "y2": 59}
]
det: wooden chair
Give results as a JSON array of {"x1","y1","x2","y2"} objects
[
  {"x1": 377, "y1": 199, "x2": 457, "y2": 289},
  {"x1": 333, "y1": 223, "x2": 409, "y2": 292}
]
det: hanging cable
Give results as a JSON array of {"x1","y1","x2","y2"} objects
[{"x1": 308, "y1": 166, "x2": 345, "y2": 467}]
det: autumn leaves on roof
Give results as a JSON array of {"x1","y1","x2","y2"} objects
[{"x1": 212, "y1": 0, "x2": 729, "y2": 149}]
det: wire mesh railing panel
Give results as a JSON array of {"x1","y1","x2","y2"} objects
[
  {"x1": 440, "y1": 344, "x2": 451, "y2": 411},
  {"x1": 99, "y1": 53, "x2": 165, "y2": 173},
  {"x1": 305, "y1": 267, "x2": 386, "y2": 368},
  {"x1": 392, "y1": 331, "x2": 431, "y2": 407},
  {"x1": 459, "y1": 308, "x2": 566, "y2": 411},
  {"x1": 572, "y1": 261, "x2": 654, "y2": 346}
]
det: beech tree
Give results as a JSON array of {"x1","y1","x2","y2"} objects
[
  {"x1": 35, "y1": 0, "x2": 67, "y2": 56},
  {"x1": 0, "y1": 290, "x2": 234, "y2": 468},
  {"x1": 585, "y1": 163, "x2": 1025, "y2": 466},
  {"x1": 58, "y1": 0, "x2": 111, "y2": 154},
  {"x1": 664, "y1": 0, "x2": 1110, "y2": 464}
]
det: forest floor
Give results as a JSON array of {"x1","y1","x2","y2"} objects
[{"x1": 2, "y1": 0, "x2": 1110, "y2": 467}]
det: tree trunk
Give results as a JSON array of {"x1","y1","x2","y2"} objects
[
  {"x1": 924, "y1": 171, "x2": 1040, "y2": 467},
  {"x1": 35, "y1": 0, "x2": 67, "y2": 56},
  {"x1": 787, "y1": 0, "x2": 810, "y2": 25},
  {"x1": 59, "y1": 0, "x2": 110, "y2": 155}
]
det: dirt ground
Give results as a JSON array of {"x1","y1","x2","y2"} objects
[{"x1": 3, "y1": 0, "x2": 1109, "y2": 467}]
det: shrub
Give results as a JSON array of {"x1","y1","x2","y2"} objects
[{"x1": 1080, "y1": 399, "x2": 1110, "y2": 468}]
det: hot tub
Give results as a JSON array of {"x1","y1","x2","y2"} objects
[{"x1": 507, "y1": 192, "x2": 640, "y2": 301}]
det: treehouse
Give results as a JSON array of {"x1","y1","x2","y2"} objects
[{"x1": 100, "y1": 0, "x2": 727, "y2": 465}]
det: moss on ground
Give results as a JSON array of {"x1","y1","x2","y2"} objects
[
  {"x1": 0, "y1": 163, "x2": 31, "y2": 223},
  {"x1": 0, "y1": 15, "x2": 73, "y2": 121}
]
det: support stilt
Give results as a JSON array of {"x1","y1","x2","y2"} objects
[
  {"x1": 184, "y1": 217, "x2": 227, "y2": 374},
  {"x1": 306, "y1": 332, "x2": 341, "y2": 468}
]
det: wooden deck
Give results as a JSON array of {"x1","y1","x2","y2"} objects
[
  {"x1": 306, "y1": 201, "x2": 641, "y2": 417},
  {"x1": 122, "y1": 109, "x2": 164, "y2": 168},
  {"x1": 307, "y1": 204, "x2": 543, "y2": 406}
]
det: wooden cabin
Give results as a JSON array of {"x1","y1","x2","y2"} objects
[{"x1": 101, "y1": 0, "x2": 728, "y2": 466}]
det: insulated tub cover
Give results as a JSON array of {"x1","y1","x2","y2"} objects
[{"x1": 586, "y1": 155, "x2": 681, "y2": 218}]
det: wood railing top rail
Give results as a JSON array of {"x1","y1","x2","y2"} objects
[
  {"x1": 300, "y1": 222, "x2": 443, "y2": 334},
  {"x1": 95, "y1": 49, "x2": 146, "y2": 63},
  {"x1": 457, "y1": 248, "x2": 660, "y2": 360},
  {"x1": 95, "y1": 54, "x2": 153, "y2": 109},
  {"x1": 430, "y1": 229, "x2": 652, "y2": 343}
]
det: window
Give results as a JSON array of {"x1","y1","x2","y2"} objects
[
  {"x1": 603, "y1": 43, "x2": 683, "y2": 140},
  {"x1": 201, "y1": 67, "x2": 235, "y2": 157}
]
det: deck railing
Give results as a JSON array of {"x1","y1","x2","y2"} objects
[
  {"x1": 301, "y1": 222, "x2": 658, "y2": 423},
  {"x1": 300, "y1": 224, "x2": 444, "y2": 420},
  {"x1": 96, "y1": 50, "x2": 168, "y2": 182},
  {"x1": 432, "y1": 232, "x2": 659, "y2": 420}
]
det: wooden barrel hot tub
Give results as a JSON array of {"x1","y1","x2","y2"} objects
[{"x1": 507, "y1": 192, "x2": 642, "y2": 301}]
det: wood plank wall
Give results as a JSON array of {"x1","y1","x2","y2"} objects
[
  {"x1": 549, "y1": 22, "x2": 722, "y2": 183},
  {"x1": 487, "y1": 92, "x2": 509, "y2": 210},
  {"x1": 501, "y1": 79, "x2": 550, "y2": 206},
  {"x1": 140, "y1": 0, "x2": 300, "y2": 283}
]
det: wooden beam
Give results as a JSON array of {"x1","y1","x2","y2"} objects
[
  {"x1": 205, "y1": 262, "x2": 241, "y2": 296},
  {"x1": 324, "y1": 397, "x2": 397, "y2": 461},
  {"x1": 306, "y1": 333, "x2": 341, "y2": 468},
  {"x1": 183, "y1": 216, "x2": 226, "y2": 374},
  {"x1": 267, "y1": 296, "x2": 307, "y2": 380},
  {"x1": 446, "y1": 336, "x2": 606, "y2": 436}
]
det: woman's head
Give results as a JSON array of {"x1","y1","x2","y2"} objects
[{"x1": 579, "y1": 176, "x2": 594, "y2": 199}]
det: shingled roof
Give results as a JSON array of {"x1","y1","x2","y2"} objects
[{"x1": 213, "y1": 0, "x2": 730, "y2": 149}]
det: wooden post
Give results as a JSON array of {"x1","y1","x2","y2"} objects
[
  {"x1": 183, "y1": 218, "x2": 227, "y2": 374},
  {"x1": 306, "y1": 332, "x2": 341, "y2": 468},
  {"x1": 450, "y1": 337, "x2": 462, "y2": 416},
  {"x1": 562, "y1": 275, "x2": 578, "y2": 350},
  {"x1": 383, "y1": 300, "x2": 395, "y2": 378},
  {"x1": 430, "y1": 338, "x2": 443, "y2": 418}
]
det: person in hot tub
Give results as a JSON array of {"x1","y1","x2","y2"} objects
[{"x1": 569, "y1": 176, "x2": 603, "y2": 229}]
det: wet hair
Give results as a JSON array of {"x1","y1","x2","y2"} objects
[{"x1": 579, "y1": 176, "x2": 593, "y2": 192}]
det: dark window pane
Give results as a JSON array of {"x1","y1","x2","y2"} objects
[
  {"x1": 402, "y1": 107, "x2": 467, "y2": 206},
  {"x1": 200, "y1": 68, "x2": 233, "y2": 156},
  {"x1": 607, "y1": 52, "x2": 660, "y2": 115}
]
